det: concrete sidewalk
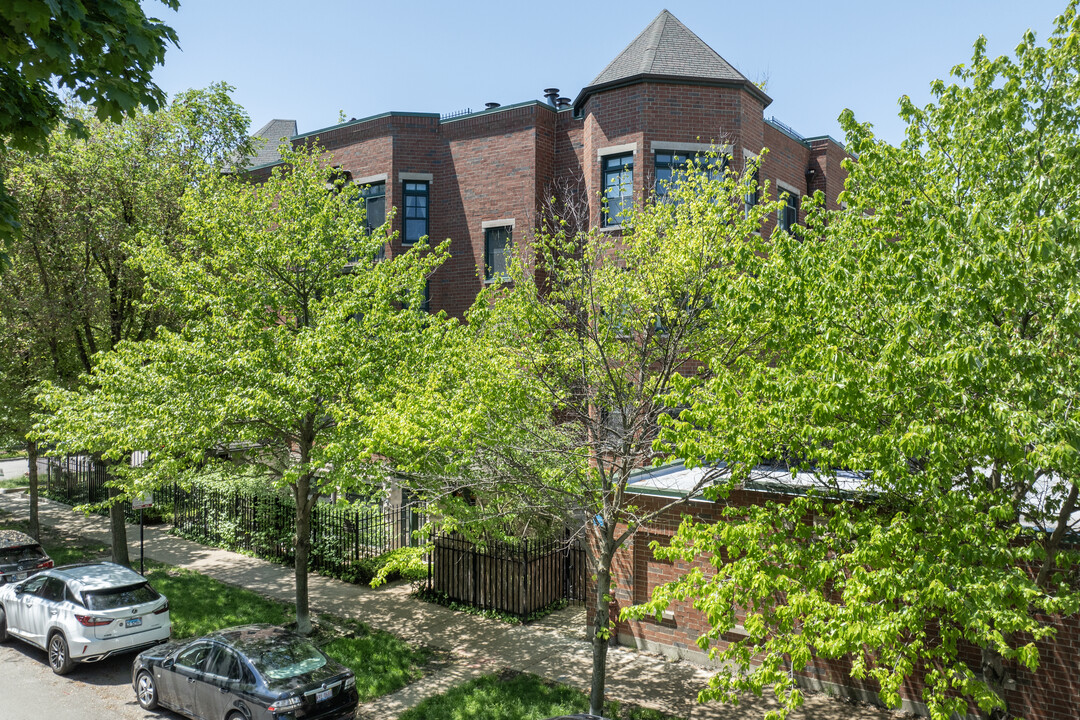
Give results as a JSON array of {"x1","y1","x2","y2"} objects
[{"x1": 0, "y1": 492, "x2": 898, "y2": 720}]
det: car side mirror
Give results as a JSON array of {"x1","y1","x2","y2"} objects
[
  {"x1": 162, "y1": 657, "x2": 175, "y2": 670},
  {"x1": 12, "y1": 583, "x2": 24, "y2": 595}
]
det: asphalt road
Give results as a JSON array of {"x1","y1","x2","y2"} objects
[{"x1": 0, "y1": 639, "x2": 184, "y2": 720}]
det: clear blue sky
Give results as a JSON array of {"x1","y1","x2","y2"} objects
[{"x1": 149, "y1": 0, "x2": 1068, "y2": 147}]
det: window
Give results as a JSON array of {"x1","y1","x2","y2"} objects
[
  {"x1": 602, "y1": 153, "x2": 633, "y2": 226},
  {"x1": 359, "y1": 182, "x2": 385, "y2": 233},
  {"x1": 20, "y1": 574, "x2": 47, "y2": 594},
  {"x1": 744, "y1": 160, "x2": 759, "y2": 215},
  {"x1": 206, "y1": 646, "x2": 243, "y2": 681},
  {"x1": 402, "y1": 181, "x2": 429, "y2": 244},
  {"x1": 484, "y1": 226, "x2": 511, "y2": 281},
  {"x1": 778, "y1": 189, "x2": 799, "y2": 233},
  {"x1": 176, "y1": 643, "x2": 213, "y2": 672},
  {"x1": 39, "y1": 577, "x2": 65, "y2": 603},
  {"x1": 654, "y1": 151, "x2": 726, "y2": 201}
]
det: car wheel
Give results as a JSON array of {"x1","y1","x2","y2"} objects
[
  {"x1": 226, "y1": 712, "x2": 247, "y2": 720},
  {"x1": 0, "y1": 607, "x2": 7, "y2": 643},
  {"x1": 47, "y1": 632, "x2": 74, "y2": 675},
  {"x1": 135, "y1": 670, "x2": 159, "y2": 710}
]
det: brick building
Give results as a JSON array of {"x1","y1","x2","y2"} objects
[
  {"x1": 249, "y1": 9, "x2": 848, "y2": 318},
  {"x1": 604, "y1": 465, "x2": 1080, "y2": 720}
]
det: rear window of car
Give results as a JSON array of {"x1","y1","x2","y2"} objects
[
  {"x1": 0, "y1": 545, "x2": 45, "y2": 564},
  {"x1": 83, "y1": 582, "x2": 160, "y2": 610},
  {"x1": 243, "y1": 636, "x2": 327, "y2": 681}
]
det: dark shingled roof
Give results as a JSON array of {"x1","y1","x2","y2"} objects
[
  {"x1": 246, "y1": 118, "x2": 297, "y2": 169},
  {"x1": 574, "y1": 9, "x2": 770, "y2": 111}
]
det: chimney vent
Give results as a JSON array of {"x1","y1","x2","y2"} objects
[
  {"x1": 485, "y1": 102, "x2": 501, "y2": 110},
  {"x1": 543, "y1": 88, "x2": 560, "y2": 105},
  {"x1": 556, "y1": 97, "x2": 571, "y2": 108}
]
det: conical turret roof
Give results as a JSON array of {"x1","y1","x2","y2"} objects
[{"x1": 573, "y1": 10, "x2": 770, "y2": 111}]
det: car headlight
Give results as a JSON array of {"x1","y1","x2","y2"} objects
[
  {"x1": 267, "y1": 695, "x2": 303, "y2": 712},
  {"x1": 344, "y1": 675, "x2": 355, "y2": 690}
]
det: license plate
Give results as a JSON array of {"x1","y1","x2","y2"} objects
[
  {"x1": 315, "y1": 688, "x2": 332, "y2": 703},
  {"x1": 125, "y1": 617, "x2": 142, "y2": 628},
  {"x1": 13, "y1": 572, "x2": 26, "y2": 581}
]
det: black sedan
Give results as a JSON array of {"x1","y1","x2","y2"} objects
[{"x1": 131, "y1": 624, "x2": 358, "y2": 720}]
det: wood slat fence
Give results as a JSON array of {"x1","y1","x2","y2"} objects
[{"x1": 426, "y1": 532, "x2": 587, "y2": 619}]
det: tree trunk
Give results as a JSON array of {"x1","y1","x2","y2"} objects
[
  {"x1": 26, "y1": 439, "x2": 39, "y2": 541},
  {"x1": 294, "y1": 474, "x2": 312, "y2": 636},
  {"x1": 108, "y1": 481, "x2": 130, "y2": 567},
  {"x1": 589, "y1": 530, "x2": 616, "y2": 716}
]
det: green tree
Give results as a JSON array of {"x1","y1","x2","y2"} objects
[
  {"x1": 380, "y1": 160, "x2": 785, "y2": 715},
  {"x1": 1, "y1": 84, "x2": 251, "y2": 550},
  {"x1": 38, "y1": 143, "x2": 450, "y2": 635},
  {"x1": 626, "y1": 4, "x2": 1080, "y2": 719},
  {"x1": 0, "y1": 0, "x2": 180, "y2": 255}
]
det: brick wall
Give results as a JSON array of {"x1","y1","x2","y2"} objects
[
  {"x1": 257, "y1": 83, "x2": 848, "y2": 319},
  {"x1": 592, "y1": 490, "x2": 1080, "y2": 720}
]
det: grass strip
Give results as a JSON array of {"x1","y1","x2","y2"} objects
[{"x1": 398, "y1": 670, "x2": 682, "y2": 720}]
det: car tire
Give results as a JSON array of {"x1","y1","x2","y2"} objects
[
  {"x1": 135, "y1": 670, "x2": 159, "y2": 710},
  {"x1": 0, "y1": 606, "x2": 8, "y2": 643},
  {"x1": 226, "y1": 712, "x2": 247, "y2": 720},
  {"x1": 47, "y1": 632, "x2": 74, "y2": 675}
]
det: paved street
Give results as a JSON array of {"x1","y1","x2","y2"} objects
[{"x1": 0, "y1": 639, "x2": 182, "y2": 720}]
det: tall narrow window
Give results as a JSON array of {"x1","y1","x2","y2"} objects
[
  {"x1": 485, "y1": 226, "x2": 511, "y2": 281},
  {"x1": 744, "y1": 162, "x2": 759, "y2": 215},
  {"x1": 778, "y1": 190, "x2": 799, "y2": 233},
  {"x1": 602, "y1": 153, "x2": 633, "y2": 227},
  {"x1": 654, "y1": 151, "x2": 726, "y2": 201},
  {"x1": 360, "y1": 182, "x2": 386, "y2": 233},
  {"x1": 403, "y1": 181, "x2": 429, "y2": 244}
]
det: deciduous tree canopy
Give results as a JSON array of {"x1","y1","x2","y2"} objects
[
  {"x1": 0, "y1": 0, "x2": 179, "y2": 252},
  {"x1": 38, "y1": 143, "x2": 450, "y2": 634},
  {"x1": 626, "y1": 4, "x2": 1080, "y2": 719}
]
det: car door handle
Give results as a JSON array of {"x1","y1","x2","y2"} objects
[
  {"x1": 188, "y1": 677, "x2": 197, "y2": 684},
  {"x1": 220, "y1": 687, "x2": 229, "y2": 694}
]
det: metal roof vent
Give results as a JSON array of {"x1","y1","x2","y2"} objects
[
  {"x1": 556, "y1": 97, "x2": 571, "y2": 108},
  {"x1": 543, "y1": 88, "x2": 560, "y2": 105},
  {"x1": 485, "y1": 102, "x2": 501, "y2": 110}
]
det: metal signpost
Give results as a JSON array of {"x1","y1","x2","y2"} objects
[{"x1": 132, "y1": 493, "x2": 154, "y2": 575}]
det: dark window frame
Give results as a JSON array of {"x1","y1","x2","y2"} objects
[
  {"x1": 359, "y1": 181, "x2": 386, "y2": 234},
  {"x1": 778, "y1": 187, "x2": 799, "y2": 233},
  {"x1": 402, "y1": 181, "x2": 429, "y2": 245},
  {"x1": 484, "y1": 225, "x2": 512, "y2": 282},
  {"x1": 744, "y1": 155, "x2": 760, "y2": 215},
  {"x1": 653, "y1": 150, "x2": 727, "y2": 201},
  {"x1": 602, "y1": 153, "x2": 634, "y2": 227}
]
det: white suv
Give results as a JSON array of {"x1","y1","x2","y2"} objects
[{"x1": 0, "y1": 562, "x2": 170, "y2": 674}]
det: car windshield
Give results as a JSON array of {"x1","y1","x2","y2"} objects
[
  {"x1": 0, "y1": 545, "x2": 44, "y2": 565},
  {"x1": 243, "y1": 636, "x2": 327, "y2": 681},
  {"x1": 83, "y1": 582, "x2": 160, "y2": 610}
]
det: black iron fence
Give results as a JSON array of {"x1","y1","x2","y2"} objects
[
  {"x1": 426, "y1": 532, "x2": 587, "y2": 619},
  {"x1": 36, "y1": 455, "x2": 585, "y2": 617},
  {"x1": 38, "y1": 455, "x2": 110, "y2": 507},
  {"x1": 170, "y1": 481, "x2": 423, "y2": 576}
]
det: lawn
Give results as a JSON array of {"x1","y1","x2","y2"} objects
[{"x1": 397, "y1": 671, "x2": 683, "y2": 720}]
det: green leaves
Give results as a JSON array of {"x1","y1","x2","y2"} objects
[{"x1": 633, "y1": 4, "x2": 1080, "y2": 718}]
